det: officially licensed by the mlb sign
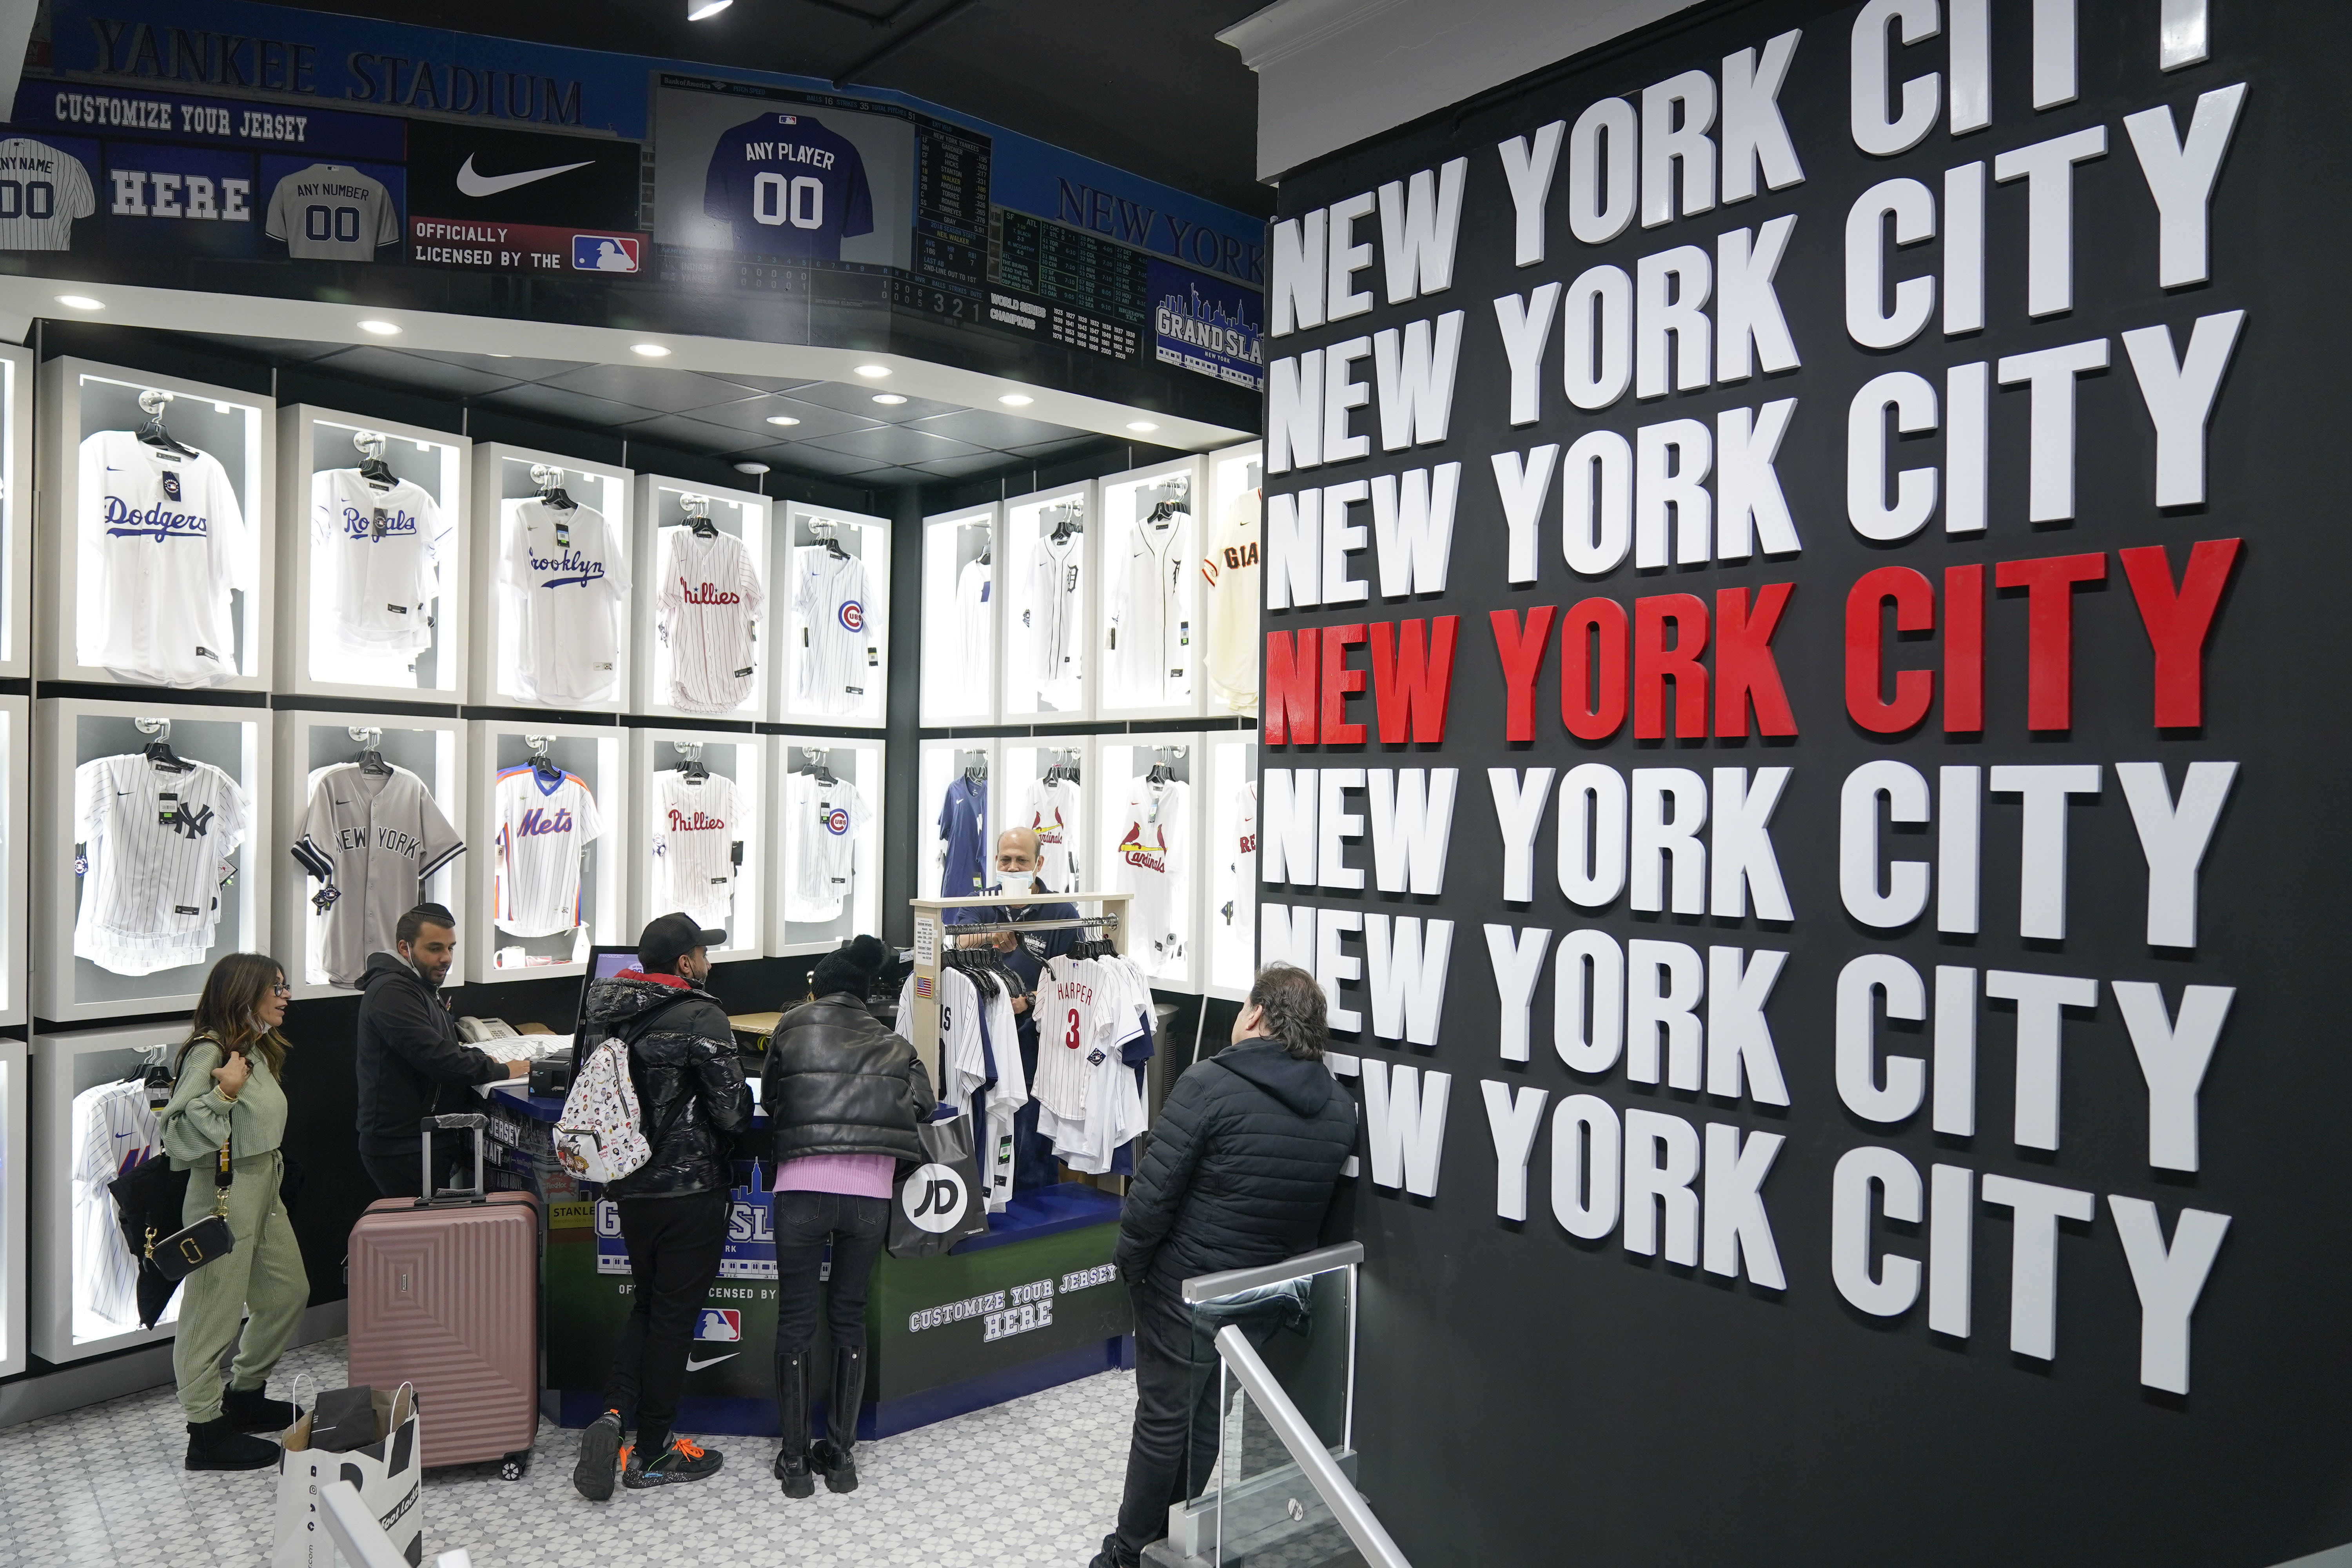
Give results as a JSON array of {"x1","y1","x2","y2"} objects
[{"x1": 412, "y1": 216, "x2": 648, "y2": 272}]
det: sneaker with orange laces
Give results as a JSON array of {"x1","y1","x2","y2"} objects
[
  {"x1": 622, "y1": 1434, "x2": 725, "y2": 1489},
  {"x1": 572, "y1": 1409, "x2": 623, "y2": 1502}
]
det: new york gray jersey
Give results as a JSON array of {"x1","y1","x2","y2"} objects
[
  {"x1": 73, "y1": 753, "x2": 250, "y2": 976},
  {"x1": 293, "y1": 763, "x2": 465, "y2": 987}
]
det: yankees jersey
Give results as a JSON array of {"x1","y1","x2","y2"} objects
[
  {"x1": 953, "y1": 558, "x2": 992, "y2": 710},
  {"x1": 312, "y1": 469, "x2": 445, "y2": 655},
  {"x1": 938, "y1": 775, "x2": 989, "y2": 898},
  {"x1": 785, "y1": 771, "x2": 871, "y2": 922},
  {"x1": 1202, "y1": 488, "x2": 1261, "y2": 710},
  {"x1": 78, "y1": 432, "x2": 251, "y2": 688},
  {"x1": 499, "y1": 499, "x2": 629, "y2": 706},
  {"x1": 1113, "y1": 777, "x2": 1190, "y2": 975},
  {"x1": 895, "y1": 967, "x2": 987, "y2": 1109},
  {"x1": 1023, "y1": 776, "x2": 1082, "y2": 895},
  {"x1": 656, "y1": 528, "x2": 765, "y2": 714},
  {"x1": 74, "y1": 754, "x2": 251, "y2": 976},
  {"x1": 492, "y1": 765, "x2": 605, "y2": 938},
  {"x1": 1025, "y1": 532, "x2": 1083, "y2": 690},
  {"x1": 1109, "y1": 512, "x2": 1192, "y2": 704},
  {"x1": 649, "y1": 770, "x2": 742, "y2": 935},
  {"x1": 790, "y1": 547, "x2": 877, "y2": 715},
  {"x1": 72, "y1": 1080, "x2": 166, "y2": 1336},
  {"x1": 703, "y1": 111, "x2": 876, "y2": 262},
  {"x1": 264, "y1": 163, "x2": 400, "y2": 260},
  {"x1": 293, "y1": 764, "x2": 465, "y2": 989},
  {"x1": 1226, "y1": 781, "x2": 1259, "y2": 931},
  {"x1": 0, "y1": 136, "x2": 96, "y2": 250}
]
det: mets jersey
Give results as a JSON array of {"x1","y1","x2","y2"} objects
[
  {"x1": 492, "y1": 765, "x2": 605, "y2": 938},
  {"x1": 0, "y1": 136, "x2": 96, "y2": 250},
  {"x1": 785, "y1": 770, "x2": 870, "y2": 922},
  {"x1": 74, "y1": 753, "x2": 250, "y2": 976},
  {"x1": 1114, "y1": 777, "x2": 1189, "y2": 975},
  {"x1": 655, "y1": 528, "x2": 765, "y2": 714},
  {"x1": 938, "y1": 774, "x2": 989, "y2": 898},
  {"x1": 1109, "y1": 512, "x2": 1192, "y2": 704},
  {"x1": 264, "y1": 163, "x2": 399, "y2": 260},
  {"x1": 78, "y1": 431, "x2": 251, "y2": 687},
  {"x1": 500, "y1": 498, "x2": 628, "y2": 706},
  {"x1": 649, "y1": 770, "x2": 742, "y2": 935},
  {"x1": 312, "y1": 468, "x2": 445, "y2": 654},
  {"x1": 790, "y1": 546, "x2": 877, "y2": 715},
  {"x1": 1202, "y1": 487, "x2": 1260, "y2": 710},
  {"x1": 1023, "y1": 775, "x2": 1082, "y2": 894},
  {"x1": 1025, "y1": 532, "x2": 1083, "y2": 691},
  {"x1": 703, "y1": 111, "x2": 875, "y2": 262},
  {"x1": 292, "y1": 764, "x2": 465, "y2": 988}
]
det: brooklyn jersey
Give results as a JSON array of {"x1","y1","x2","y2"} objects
[
  {"x1": 0, "y1": 137, "x2": 96, "y2": 250},
  {"x1": 704, "y1": 111, "x2": 875, "y2": 262},
  {"x1": 1023, "y1": 776, "x2": 1082, "y2": 894},
  {"x1": 790, "y1": 547, "x2": 877, "y2": 715},
  {"x1": 492, "y1": 765, "x2": 605, "y2": 938},
  {"x1": 292, "y1": 764, "x2": 465, "y2": 988},
  {"x1": 74, "y1": 754, "x2": 251, "y2": 976},
  {"x1": 1109, "y1": 513, "x2": 1192, "y2": 704},
  {"x1": 78, "y1": 432, "x2": 251, "y2": 688},
  {"x1": 312, "y1": 469, "x2": 445, "y2": 654},
  {"x1": 500, "y1": 499, "x2": 629, "y2": 706},
  {"x1": 786, "y1": 771, "x2": 870, "y2": 922},
  {"x1": 649, "y1": 770, "x2": 742, "y2": 934},
  {"x1": 656, "y1": 528, "x2": 765, "y2": 714},
  {"x1": 1202, "y1": 487, "x2": 1261, "y2": 710},
  {"x1": 264, "y1": 163, "x2": 399, "y2": 260},
  {"x1": 1114, "y1": 777, "x2": 1189, "y2": 974},
  {"x1": 1025, "y1": 532, "x2": 1083, "y2": 690}
]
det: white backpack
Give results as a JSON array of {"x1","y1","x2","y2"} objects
[{"x1": 553, "y1": 1038, "x2": 651, "y2": 1184}]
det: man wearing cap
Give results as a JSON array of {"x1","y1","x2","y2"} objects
[{"x1": 570, "y1": 914, "x2": 753, "y2": 1501}]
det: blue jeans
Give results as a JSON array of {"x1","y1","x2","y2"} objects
[{"x1": 770, "y1": 1189, "x2": 889, "y2": 1356}]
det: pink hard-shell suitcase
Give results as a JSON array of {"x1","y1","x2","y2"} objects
[{"x1": 347, "y1": 1113, "x2": 541, "y2": 1476}]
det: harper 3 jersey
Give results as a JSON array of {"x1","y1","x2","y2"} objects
[
  {"x1": 78, "y1": 431, "x2": 252, "y2": 688},
  {"x1": 499, "y1": 498, "x2": 629, "y2": 706},
  {"x1": 311, "y1": 468, "x2": 446, "y2": 660},
  {"x1": 703, "y1": 111, "x2": 875, "y2": 262},
  {"x1": 785, "y1": 771, "x2": 871, "y2": 922},
  {"x1": 492, "y1": 764, "x2": 605, "y2": 938},
  {"x1": 74, "y1": 753, "x2": 251, "y2": 976},
  {"x1": 655, "y1": 527, "x2": 765, "y2": 714},
  {"x1": 292, "y1": 764, "x2": 465, "y2": 988},
  {"x1": 650, "y1": 770, "x2": 742, "y2": 935},
  {"x1": 791, "y1": 546, "x2": 877, "y2": 715}
]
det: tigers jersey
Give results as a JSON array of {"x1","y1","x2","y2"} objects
[
  {"x1": 74, "y1": 754, "x2": 251, "y2": 976},
  {"x1": 1025, "y1": 532, "x2": 1083, "y2": 689},
  {"x1": 1114, "y1": 777, "x2": 1189, "y2": 975},
  {"x1": 785, "y1": 771, "x2": 870, "y2": 922},
  {"x1": 0, "y1": 137, "x2": 96, "y2": 250},
  {"x1": 649, "y1": 770, "x2": 742, "y2": 935},
  {"x1": 292, "y1": 764, "x2": 465, "y2": 988},
  {"x1": 656, "y1": 528, "x2": 765, "y2": 714},
  {"x1": 312, "y1": 469, "x2": 445, "y2": 654},
  {"x1": 264, "y1": 163, "x2": 399, "y2": 260},
  {"x1": 790, "y1": 546, "x2": 876, "y2": 715},
  {"x1": 1108, "y1": 512, "x2": 1192, "y2": 704},
  {"x1": 1201, "y1": 487, "x2": 1260, "y2": 711},
  {"x1": 499, "y1": 499, "x2": 628, "y2": 706},
  {"x1": 1023, "y1": 776, "x2": 1082, "y2": 895},
  {"x1": 492, "y1": 765, "x2": 605, "y2": 938},
  {"x1": 78, "y1": 432, "x2": 252, "y2": 688}
]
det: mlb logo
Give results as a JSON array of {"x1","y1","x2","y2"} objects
[
  {"x1": 695, "y1": 1307, "x2": 742, "y2": 1343},
  {"x1": 160, "y1": 471, "x2": 181, "y2": 503},
  {"x1": 572, "y1": 234, "x2": 641, "y2": 274}
]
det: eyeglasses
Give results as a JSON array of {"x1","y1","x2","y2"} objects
[{"x1": 270, "y1": 984, "x2": 292, "y2": 998}]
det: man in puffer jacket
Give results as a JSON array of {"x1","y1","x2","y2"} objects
[
  {"x1": 570, "y1": 914, "x2": 753, "y2": 1503},
  {"x1": 1093, "y1": 964, "x2": 1358, "y2": 1568}
]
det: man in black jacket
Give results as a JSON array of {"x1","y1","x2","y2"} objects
[
  {"x1": 1093, "y1": 964, "x2": 1359, "y2": 1568},
  {"x1": 353, "y1": 904, "x2": 528, "y2": 1198},
  {"x1": 571, "y1": 913, "x2": 753, "y2": 1502}
]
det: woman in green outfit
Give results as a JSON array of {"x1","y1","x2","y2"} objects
[{"x1": 157, "y1": 952, "x2": 311, "y2": 1472}]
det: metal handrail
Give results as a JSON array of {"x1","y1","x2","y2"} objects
[
  {"x1": 1182, "y1": 1241, "x2": 1365, "y2": 1304},
  {"x1": 319, "y1": 1480, "x2": 471, "y2": 1568},
  {"x1": 1213, "y1": 1323, "x2": 1412, "y2": 1568}
]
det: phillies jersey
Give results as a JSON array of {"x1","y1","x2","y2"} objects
[
  {"x1": 264, "y1": 163, "x2": 399, "y2": 260},
  {"x1": 293, "y1": 763, "x2": 465, "y2": 988},
  {"x1": 1114, "y1": 777, "x2": 1189, "y2": 974},
  {"x1": 1202, "y1": 487, "x2": 1260, "y2": 711},
  {"x1": 938, "y1": 775, "x2": 989, "y2": 897},
  {"x1": 1033, "y1": 955, "x2": 1103, "y2": 1119},
  {"x1": 1109, "y1": 512, "x2": 1192, "y2": 704},
  {"x1": 1025, "y1": 532, "x2": 1083, "y2": 691},
  {"x1": 312, "y1": 469, "x2": 445, "y2": 654},
  {"x1": 786, "y1": 771, "x2": 870, "y2": 922},
  {"x1": 791, "y1": 546, "x2": 877, "y2": 715},
  {"x1": 492, "y1": 765, "x2": 606, "y2": 938},
  {"x1": 74, "y1": 753, "x2": 251, "y2": 976},
  {"x1": 1023, "y1": 776, "x2": 1082, "y2": 894},
  {"x1": 702, "y1": 111, "x2": 875, "y2": 262},
  {"x1": 78, "y1": 431, "x2": 251, "y2": 687},
  {"x1": 500, "y1": 498, "x2": 629, "y2": 706},
  {"x1": 0, "y1": 137, "x2": 96, "y2": 250},
  {"x1": 656, "y1": 528, "x2": 765, "y2": 714},
  {"x1": 649, "y1": 770, "x2": 742, "y2": 934}
]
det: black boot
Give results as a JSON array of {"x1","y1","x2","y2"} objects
[
  {"x1": 772, "y1": 1350, "x2": 815, "y2": 1498},
  {"x1": 809, "y1": 1344, "x2": 866, "y2": 1494},
  {"x1": 185, "y1": 1414, "x2": 278, "y2": 1472},
  {"x1": 223, "y1": 1384, "x2": 295, "y2": 1434}
]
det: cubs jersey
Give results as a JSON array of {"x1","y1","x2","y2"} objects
[
  {"x1": 952, "y1": 558, "x2": 992, "y2": 711},
  {"x1": 703, "y1": 111, "x2": 875, "y2": 262},
  {"x1": 790, "y1": 546, "x2": 877, "y2": 715},
  {"x1": 1024, "y1": 532, "x2": 1083, "y2": 691},
  {"x1": 938, "y1": 774, "x2": 989, "y2": 897},
  {"x1": 492, "y1": 765, "x2": 605, "y2": 938},
  {"x1": 1202, "y1": 487, "x2": 1261, "y2": 711},
  {"x1": 72, "y1": 1080, "x2": 166, "y2": 1335},
  {"x1": 0, "y1": 137, "x2": 96, "y2": 250},
  {"x1": 293, "y1": 764, "x2": 465, "y2": 988},
  {"x1": 312, "y1": 469, "x2": 445, "y2": 655},
  {"x1": 78, "y1": 431, "x2": 252, "y2": 688},
  {"x1": 649, "y1": 770, "x2": 742, "y2": 935},
  {"x1": 655, "y1": 528, "x2": 765, "y2": 714},
  {"x1": 1023, "y1": 776, "x2": 1082, "y2": 894},
  {"x1": 499, "y1": 498, "x2": 629, "y2": 706},
  {"x1": 264, "y1": 163, "x2": 399, "y2": 260},
  {"x1": 1114, "y1": 777, "x2": 1189, "y2": 975},
  {"x1": 1109, "y1": 512, "x2": 1192, "y2": 704},
  {"x1": 74, "y1": 753, "x2": 251, "y2": 976},
  {"x1": 785, "y1": 771, "x2": 870, "y2": 922}
]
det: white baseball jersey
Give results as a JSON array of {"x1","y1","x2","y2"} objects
[
  {"x1": 1040, "y1": 955, "x2": 1151, "y2": 1174},
  {"x1": 312, "y1": 469, "x2": 445, "y2": 654},
  {"x1": 1202, "y1": 487, "x2": 1260, "y2": 710},
  {"x1": 492, "y1": 764, "x2": 605, "y2": 938},
  {"x1": 293, "y1": 764, "x2": 465, "y2": 989},
  {"x1": 264, "y1": 163, "x2": 400, "y2": 260},
  {"x1": 979, "y1": 981, "x2": 1026, "y2": 1208},
  {"x1": 656, "y1": 528, "x2": 764, "y2": 713},
  {"x1": 649, "y1": 770, "x2": 742, "y2": 935},
  {"x1": 0, "y1": 137, "x2": 96, "y2": 250},
  {"x1": 78, "y1": 431, "x2": 252, "y2": 688},
  {"x1": 1023, "y1": 776, "x2": 1082, "y2": 894},
  {"x1": 785, "y1": 771, "x2": 871, "y2": 922},
  {"x1": 74, "y1": 754, "x2": 251, "y2": 976},
  {"x1": 1024, "y1": 532, "x2": 1082, "y2": 689},
  {"x1": 896, "y1": 967, "x2": 988, "y2": 1108},
  {"x1": 73, "y1": 1080, "x2": 165, "y2": 1336},
  {"x1": 790, "y1": 546, "x2": 877, "y2": 715},
  {"x1": 1226, "y1": 780, "x2": 1259, "y2": 931},
  {"x1": 952, "y1": 557, "x2": 992, "y2": 710},
  {"x1": 1109, "y1": 512, "x2": 1192, "y2": 704},
  {"x1": 1031, "y1": 955, "x2": 1103, "y2": 1119},
  {"x1": 499, "y1": 499, "x2": 628, "y2": 706},
  {"x1": 1113, "y1": 777, "x2": 1189, "y2": 975}
]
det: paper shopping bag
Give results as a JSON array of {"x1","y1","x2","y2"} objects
[{"x1": 274, "y1": 1380, "x2": 423, "y2": 1568}]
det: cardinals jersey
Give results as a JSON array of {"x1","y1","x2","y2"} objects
[
  {"x1": 1109, "y1": 512, "x2": 1192, "y2": 705},
  {"x1": 293, "y1": 764, "x2": 465, "y2": 988},
  {"x1": 786, "y1": 771, "x2": 870, "y2": 922},
  {"x1": 649, "y1": 770, "x2": 742, "y2": 935},
  {"x1": 791, "y1": 546, "x2": 877, "y2": 715},
  {"x1": 74, "y1": 753, "x2": 251, "y2": 976},
  {"x1": 703, "y1": 111, "x2": 875, "y2": 262},
  {"x1": 499, "y1": 498, "x2": 628, "y2": 706},
  {"x1": 1023, "y1": 776, "x2": 1083, "y2": 894},
  {"x1": 1025, "y1": 531, "x2": 1083, "y2": 691},
  {"x1": 1202, "y1": 487, "x2": 1260, "y2": 711},
  {"x1": 1113, "y1": 777, "x2": 1189, "y2": 975},
  {"x1": 312, "y1": 469, "x2": 445, "y2": 655},
  {"x1": 264, "y1": 163, "x2": 400, "y2": 260},
  {"x1": 656, "y1": 528, "x2": 765, "y2": 714},
  {"x1": 0, "y1": 137, "x2": 96, "y2": 250},
  {"x1": 492, "y1": 765, "x2": 605, "y2": 938},
  {"x1": 78, "y1": 432, "x2": 251, "y2": 688}
]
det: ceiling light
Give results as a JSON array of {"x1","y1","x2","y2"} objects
[
  {"x1": 853, "y1": 364, "x2": 890, "y2": 378},
  {"x1": 998, "y1": 393, "x2": 1034, "y2": 407},
  {"x1": 765, "y1": 414, "x2": 801, "y2": 427},
  {"x1": 487, "y1": 353, "x2": 514, "y2": 359},
  {"x1": 733, "y1": 461, "x2": 770, "y2": 475},
  {"x1": 631, "y1": 343, "x2": 671, "y2": 358},
  {"x1": 358, "y1": 319, "x2": 401, "y2": 336},
  {"x1": 872, "y1": 393, "x2": 907, "y2": 406},
  {"x1": 1127, "y1": 421, "x2": 1160, "y2": 433},
  {"x1": 688, "y1": 0, "x2": 733, "y2": 16},
  {"x1": 54, "y1": 294, "x2": 103, "y2": 311}
]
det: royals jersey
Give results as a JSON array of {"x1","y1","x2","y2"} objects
[
  {"x1": 791, "y1": 546, "x2": 877, "y2": 715},
  {"x1": 703, "y1": 111, "x2": 875, "y2": 262},
  {"x1": 492, "y1": 765, "x2": 605, "y2": 938},
  {"x1": 0, "y1": 137, "x2": 96, "y2": 250},
  {"x1": 293, "y1": 764, "x2": 465, "y2": 988},
  {"x1": 264, "y1": 163, "x2": 399, "y2": 260},
  {"x1": 1114, "y1": 777, "x2": 1190, "y2": 974},
  {"x1": 938, "y1": 775, "x2": 989, "y2": 897},
  {"x1": 1025, "y1": 532, "x2": 1083, "y2": 691},
  {"x1": 1023, "y1": 776, "x2": 1082, "y2": 894},
  {"x1": 1109, "y1": 512, "x2": 1192, "y2": 704},
  {"x1": 656, "y1": 528, "x2": 765, "y2": 714},
  {"x1": 786, "y1": 771, "x2": 870, "y2": 922},
  {"x1": 78, "y1": 431, "x2": 251, "y2": 688},
  {"x1": 953, "y1": 558, "x2": 992, "y2": 711},
  {"x1": 650, "y1": 770, "x2": 742, "y2": 935},
  {"x1": 312, "y1": 469, "x2": 445, "y2": 654},
  {"x1": 1202, "y1": 488, "x2": 1260, "y2": 711},
  {"x1": 500, "y1": 498, "x2": 628, "y2": 706},
  {"x1": 74, "y1": 754, "x2": 251, "y2": 976}
]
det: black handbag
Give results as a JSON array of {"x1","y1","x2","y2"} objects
[
  {"x1": 145, "y1": 1137, "x2": 236, "y2": 1283},
  {"x1": 107, "y1": 1156, "x2": 191, "y2": 1328}
]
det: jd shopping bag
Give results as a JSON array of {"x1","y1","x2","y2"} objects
[
  {"x1": 887, "y1": 1112, "x2": 990, "y2": 1258},
  {"x1": 274, "y1": 1378, "x2": 423, "y2": 1568}
]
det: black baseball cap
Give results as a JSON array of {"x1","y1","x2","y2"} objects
[{"x1": 638, "y1": 912, "x2": 724, "y2": 971}]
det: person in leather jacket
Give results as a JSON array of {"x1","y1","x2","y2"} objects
[
  {"x1": 569, "y1": 915, "x2": 752, "y2": 1502},
  {"x1": 759, "y1": 934, "x2": 936, "y2": 1499}
]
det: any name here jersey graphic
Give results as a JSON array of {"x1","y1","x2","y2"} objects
[
  {"x1": 703, "y1": 111, "x2": 874, "y2": 262},
  {"x1": 77, "y1": 430, "x2": 252, "y2": 687},
  {"x1": 0, "y1": 136, "x2": 96, "y2": 250},
  {"x1": 656, "y1": 528, "x2": 764, "y2": 713},
  {"x1": 492, "y1": 764, "x2": 605, "y2": 938},
  {"x1": 264, "y1": 163, "x2": 399, "y2": 260}
]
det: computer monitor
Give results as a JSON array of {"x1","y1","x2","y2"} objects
[{"x1": 568, "y1": 945, "x2": 640, "y2": 1070}]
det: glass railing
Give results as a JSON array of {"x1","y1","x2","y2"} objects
[{"x1": 318, "y1": 1479, "x2": 473, "y2": 1568}]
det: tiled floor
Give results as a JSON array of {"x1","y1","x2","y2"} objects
[{"x1": 0, "y1": 1338, "x2": 1136, "y2": 1567}]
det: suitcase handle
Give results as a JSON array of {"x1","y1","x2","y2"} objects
[{"x1": 417, "y1": 1114, "x2": 490, "y2": 1208}]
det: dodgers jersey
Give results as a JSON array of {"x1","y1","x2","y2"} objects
[
  {"x1": 492, "y1": 765, "x2": 605, "y2": 938},
  {"x1": 312, "y1": 469, "x2": 446, "y2": 654},
  {"x1": 791, "y1": 547, "x2": 878, "y2": 716},
  {"x1": 293, "y1": 764, "x2": 465, "y2": 988},
  {"x1": 1113, "y1": 777, "x2": 1189, "y2": 975},
  {"x1": 703, "y1": 111, "x2": 875, "y2": 262},
  {"x1": 264, "y1": 163, "x2": 400, "y2": 260},
  {"x1": 656, "y1": 528, "x2": 765, "y2": 714},
  {"x1": 0, "y1": 136, "x2": 96, "y2": 250},
  {"x1": 1023, "y1": 776, "x2": 1082, "y2": 895},
  {"x1": 1109, "y1": 512, "x2": 1192, "y2": 704},
  {"x1": 1025, "y1": 532, "x2": 1083, "y2": 690},
  {"x1": 74, "y1": 753, "x2": 250, "y2": 976},
  {"x1": 500, "y1": 499, "x2": 629, "y2": 706},
  {"x1": 938, "y1": 775, "x2": 989, "y2": 897},
  {"x1": 785, "y1": 770, "x2": 870, "y2": 922},
  {"x1": 650, "y1": 770, "x2": 741, "y2": 935},
  {"x1": 78, "y1": 432, "x2": 252, "y2": 687},
  {"x1": 1202, "y1": 487, "x2": 1260, "y2": 710}
]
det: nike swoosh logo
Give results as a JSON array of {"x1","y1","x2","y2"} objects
[
  {"x1": 454, "y1": 154, "x2": 593, "y2": 198},
  {"x1": 684, "y1": 1353, "x2": 737, "y2": 1372}
]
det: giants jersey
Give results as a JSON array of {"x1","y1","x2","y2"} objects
[
  {"x1": 656, "y1": 528, "x2": 765, "y2": 714},
  {"x1": 1202, "y1": 488, "x2": 1260, "y2": 710},
  {"x1": 74, "y1": 754, "x2": 251, "y2": 976},
  {"x1": 293, "y1": 764, "x2": 465, "y2": 989},
  {"x1": 312, "y1": 469, "x2": 445, "y2": 653},
  {"x1": 791, "y1": 547, "x2": 877, "y2": 715},
  {"x1": 703, "y1": 111, "x2": 875, "y2": 262},
  {"x1": 1114, "y1": 777, "x2": 1189, "y2": 975},
  {"x1": 492, "y1": 765, "x2": 605, "y2": 938},
  {"x1": 1025, "y1": 532, "x2": 1082, "y2": 689},
  {"x1": 78, "y1": 432, "x2": 251, "y2": 688},
  {"x1": 1023, "y1": 776, "x2": 1082, "y2": 895},
  {"x1": 1109, "y1": 513, "x2": 1192, "y2": 704},
  {"x1": 0, "y1": 137, "x2": 96, "y2": 250},
  {"x1": 649, "y1": 770, "x2": 741, "y2": 935},
  {"x1": 786, "y1": 771, "x2": 870, "y2": 922},
  {"x1": 499, "y1": 498, "x2": 629, "y2": 706},
  {"x1": 264, "y1": 163, "x2": 399, "y2": 260}
]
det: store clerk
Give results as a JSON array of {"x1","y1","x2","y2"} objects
[{"x1": 948, "y1": 827, "x2": 1078, "y2": 1190}]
